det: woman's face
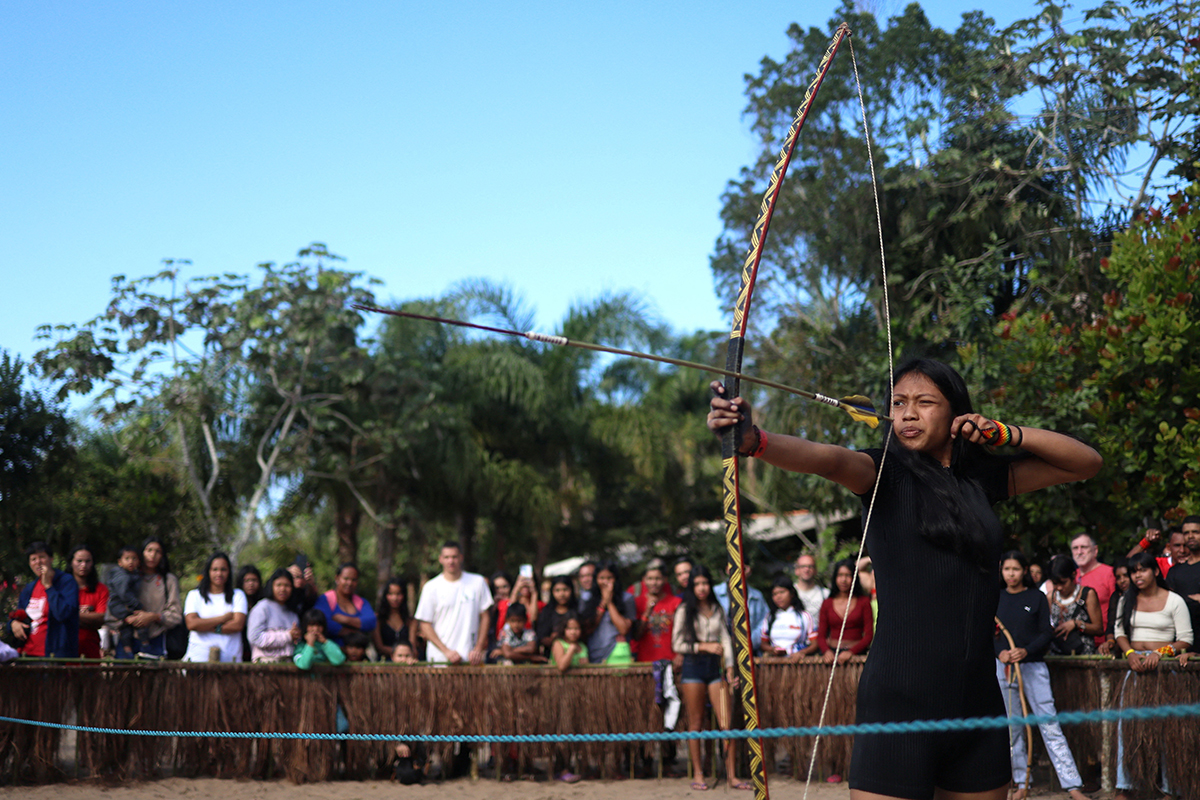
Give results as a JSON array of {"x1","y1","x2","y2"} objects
[
  {"x1": 492, "y1": 578, "x2": 511, "y2": 600},
  {"x1": 242, "y1": 572, "x2": 261, "y2": 597},
  {"x1": 208, "y1": 557, "x2": 230, "y2": 590},
  {"x1": 771, "y1": 585, "x2": 792, "y2": 610},
  {"x1": 564, "y1": 618, "x2": 582, "y2": 642},
  {"x1": 691, "y1": 575, "x2": 711, "y2": 601},
  {"x1": 1114, "y1": 565, "x2": 1131, "y2": 593},
  {"x1": 643, "y1": 569, "x2": 664, "y2": 595},
  {"x1": 835, "y1": 566, "x2": 854, "y2": 595},
  {"x1": 71, "y1": 549, "x2": 93, "y2": 580},
  {"x1": 1001, "y1": 559, "x2": 1025, "y2": 590},
  {"x1": 1131, "y1": 564, "x2": 1157, "y2": 591},
  {"x1": 596, "y1": 569, "x2": 616, "y2": 592},
  {"x1": 142, "y1": 542, "x2": 163, "y2": 572},
  {"x1": 552, "y1": 582, "x2": 572, "y2": 606},
  {"x1": 891, "y1": 372, "x2": 955, "y2": 460},
  {"x1": 1028, "y1": 564, "x2": 1044, "y2": 585},
  {"x1": 335, "y1": 567, "x2": 359, "y2": 597},
  {"x1": 386, "y1": 583, "x2": 405, "y2": 609},
  {"x1": 271, "y1": 576, "x2": 293, "y2": 604}
]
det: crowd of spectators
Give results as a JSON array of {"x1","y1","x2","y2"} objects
[
  {"x1": 1, "y1": 537, "x2": 850, "y2": 671},
  {"x1": 5, "y1": 523, "x2": 1198, "y2": 673},
  {"x1": 4, "y1": 522, "x2": 1199, "y2": 790}
]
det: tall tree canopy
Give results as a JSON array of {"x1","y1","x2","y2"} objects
[{"x1": 710, "y1": 0, "x2": 1198, "y2": 552}]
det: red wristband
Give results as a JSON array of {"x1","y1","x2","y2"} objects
[
  {"x1": 749, "y1": 428, "x2": 768, "y2": 458},
  {"x1": 1139, "y1": 537, "x2": 1151, "y2": 550}
]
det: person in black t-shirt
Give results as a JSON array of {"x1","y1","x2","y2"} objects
[
  {"x1": 996, "y1": 550, "x2": 1088, "y2": 800},
  {"x1": 709, "y1": 358, "x2": 1102, "y2": 800}
]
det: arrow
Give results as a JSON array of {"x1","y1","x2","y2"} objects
[{"x1": 352, "y1": 303, "x2": 890, "y2": 427}]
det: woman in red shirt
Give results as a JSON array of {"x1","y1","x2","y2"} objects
[
  {"x1": 70, "y1": 544, "x2": 108, "y2": 659},
  {"x1": 816, "y1": 557, "x2": 873, "y2": 664}
]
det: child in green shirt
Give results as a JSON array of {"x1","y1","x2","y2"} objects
[{"x1": 294, "y1": 608, "x2": 346, "y2": 669}]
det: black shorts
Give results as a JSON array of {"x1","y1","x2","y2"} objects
[
  {"x1": 849, "y1": 725, "x2": 1010, "y2": 799},
  {"x1": 680, "y1": 653, "x2": 722, "y2": 684}
]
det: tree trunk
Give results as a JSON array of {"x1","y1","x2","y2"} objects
[
  {"x1": 336, "y1": 496, "x2": 362, "y2": 567},
  {"x1": 376, "y1": 520, "x2": 397, "y2": 587},
  {"x1": 534, "y1": 528, "x2": 552, "y2": 578},
  {"x1": 455, "y1": 505, "x2": 477, "y2": 571}
]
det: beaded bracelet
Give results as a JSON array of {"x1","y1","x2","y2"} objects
[{"x1": 980, "y1": 420, "x2": 1023, "y2": 448}]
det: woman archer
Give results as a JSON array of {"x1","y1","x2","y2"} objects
[{"x1": 708, "y1": 358, "x2": 1101, "y2": 800}]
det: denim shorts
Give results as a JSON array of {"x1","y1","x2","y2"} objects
[{"x1": 680, "y1": 652, "x2": 722, "y2": 685}]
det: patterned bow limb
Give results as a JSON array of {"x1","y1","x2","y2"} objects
[{"x1": 719, "y1": 23, "x2": 852, "y2": 800}]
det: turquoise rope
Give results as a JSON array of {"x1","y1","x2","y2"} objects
[{"x1": 4, "y1": 702, "x2": 1200, "y2": 743}]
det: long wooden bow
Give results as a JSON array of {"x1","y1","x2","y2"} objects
[
  {"x1": 719, "y1": 23, "x2": 852, "y2": 800},
  {"x1": 995, "y1": 616, "x2": 1034, "y2": 797}
]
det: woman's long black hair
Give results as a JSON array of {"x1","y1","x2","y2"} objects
[
  {"x1": 765, "y1": 574, "x2": 804, "y2": 629},
  {"x1": 999, "y1": 550, "x2": 1036, "y2": 589},
  {"x1": 264, "y1": 568, "x2": 294, "y2": 603},
  {"x1": 490, "y1": 570, "x2": 514, "y2": 598},
  {"x1": 198, "y1": 551, "x2": 234, "y2": 604},
  {"x1": 1119, "y1": 551, "x2": 1171, "y2": 639},
  {"x1": 1048, "y1": 554, "x2": 1078, "y2": 585},
  {"x1": 579, "y1": 561, "x2": 625, "y2": 621},
  {"x1": 885, "y1": 358, "x2": 1020, "y2": 571},
  {"x1": 377, "y1": 576, "x2": 411, "y2": 626},
  {"x1": 830, "y1": 558, "x2": 867, "y2": 599},
  {"x1": 236, "y1": 564, "x2": 262, "y2": 604},
  {"x1": 142, "y1": 536, "x2": 171, "y2": 576},
  {"x1": 680, "y1": 563, "x2": 724, "y2": 645},
  {"x1": 68, "y1": 543, "x2": 99, "y2": 591},
  {"x1": 548, "y1": 576, "x2": 578, "y2": 611}
]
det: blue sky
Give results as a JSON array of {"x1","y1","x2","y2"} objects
[{"x1": 2, "y1": 1, "x2": 1046, "y2": 376}]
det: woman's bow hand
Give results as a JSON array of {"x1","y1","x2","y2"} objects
[
  {"x1": 950, "y1": 414, "x2": 997, "y2": 444},
  {"x1": 707, "y1": 381, "x2": 753, "y2": 448}
]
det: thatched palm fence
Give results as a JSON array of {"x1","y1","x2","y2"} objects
[
  {"x1": 0, "y1": 657, "x2": 1194, "y2": 789},
  {"x1": 1047, "y1": 656, "x2": 1199, "y2": 797}
]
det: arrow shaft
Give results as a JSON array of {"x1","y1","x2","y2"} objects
[{"x1": 352, "y1": 304, "x2": 890, "y2": 422}]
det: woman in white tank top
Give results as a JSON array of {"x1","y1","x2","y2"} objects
[{"x1": 1112, "y1": 550, "x2": 1193, "y2": 800}]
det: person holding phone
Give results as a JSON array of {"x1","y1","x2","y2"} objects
[{"x1": 286, "y1": 553, "x2": 318, "y2": 615}]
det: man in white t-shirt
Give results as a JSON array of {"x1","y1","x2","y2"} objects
[
  {"x1": 793, "y1": 553, "x2": 828, "y2": 618},
  {"x1": 414, "y1": 542, "x2": 493, "y2": 665}
]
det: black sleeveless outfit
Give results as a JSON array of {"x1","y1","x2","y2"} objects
[{"x1": 850, "y1": 448, "x2": 1011, "y2": 799}]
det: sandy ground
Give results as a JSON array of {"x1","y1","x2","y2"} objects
[{"x1": 0, "y1": 778, "x2": 1092, "y2": 799}]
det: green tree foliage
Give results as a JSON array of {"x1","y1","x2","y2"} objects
[
  {"x1": 0, "y1": 351, "x2": 71, "y2": 599},
  {"x1": 47, "y1": 428, "x2": 209, "y2": 577},
  {"x1": 971, "y1": 181, "x2": 1200, "y2": 552},
  {"x1": 710, "y1": 0, "x2": 1196, "y2": 554},
  {"x1": 34, "y1": 245, "x2": 379, "y2": 565}
]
